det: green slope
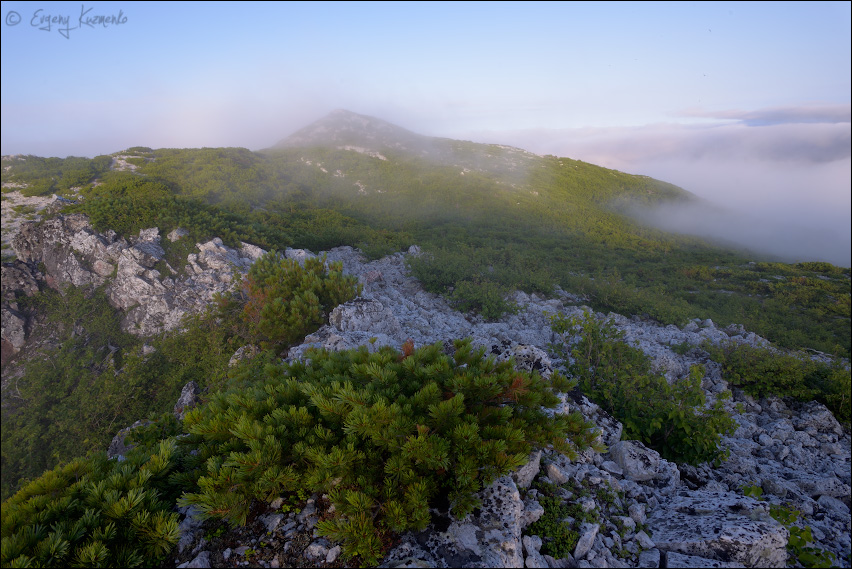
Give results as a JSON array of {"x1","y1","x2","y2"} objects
[{"x1": 2, "y1": 114, "x2": 849, "y2": 357}]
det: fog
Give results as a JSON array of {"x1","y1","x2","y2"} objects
[
  {"x1": 627, "y1": 192, "x2": 850, "y2": 267},
  {"x1": 464, "y1": 110, "x2": 851, "y2": 267}
]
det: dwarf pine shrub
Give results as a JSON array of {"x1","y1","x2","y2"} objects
[
  {"x1": 551, "y1": 311, "x2": 737, "y2": 465},
  {"x1": 225, "y1": 251, "x2": 361, "y2": 352},
  {"x1": 179, "y1": 339, "x2": 601, "y2": 564},
  {"x1": 1, "y1": 441, "x2": 181, "y2": 568},
  {"x1": 702, "y1": 340, "x2": 851, "y2": 425}
]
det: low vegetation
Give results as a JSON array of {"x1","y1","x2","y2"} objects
[
  {"x1": 1, "y1": 286, "x2": 145, "y2": 500},
  {"x1": 4, "y1": 145, "x2": 849, "y2": 355},
  {"x1": 1, "y1": 251, "x2": 361, "y2": 501},
  {"x1": 1, "y1": 441, "x2": 183, "y2": 568},
  {"x1": 179, "y1": 338, "x2": 600, "y2": 564},
  {"x1": 0, "y1": 154, "x2": 112, "y2": 196},
  {"x1": 220, "y1": 250, "x2": 361, "y2": 352},
  {"x1": 550, "y1": 311, "x2": 738, "y2": 466},
  {"x1": 703, "y1": 341, "x2": 851, "y2": 426}
]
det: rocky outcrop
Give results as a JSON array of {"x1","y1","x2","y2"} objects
[
  {"x1": 272, "y1": 246, "x2": 849, "y2": 567},
  {"x1": 7, "y1": 215, "x2": 266, "y2": 340},
  {"x1": 106, "y1": 419, "x2": 153, "y2": 460},
  {"x1": 381, "y1": 476, "x2": 531, "y2": 568},
  {"x1": 174, "y1": 381, "x2": 202, "y2": 420},
  {"x1": 647, "y1": 490, "x2": 788, "y2": 567}
]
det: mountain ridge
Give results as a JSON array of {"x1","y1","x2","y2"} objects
[
  {"x1": 1, "y1": 113, "x2": 850, "y2": 568},
  {"x1": 2, "y1": 116, "x2": 849, "y2": 363}
]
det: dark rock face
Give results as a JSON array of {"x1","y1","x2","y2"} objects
[
  {"x1": 0, "y1": 260, "x2": 42, "y2": 364},
  {"x1": 1, "y1": 261, "x2": 41, "y2": 302}
]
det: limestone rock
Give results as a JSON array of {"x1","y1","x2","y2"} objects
[
  {"x1": 636, "y1": 549, "x2": 660, "y2": 568},
  {"x1": 176, "y1": 506, "x2": 206, "y2": 555},
  {"x1": 168, "y1": 227, "x2": 189, "y2": 242},
  {"x1": 513, "y1": 450, "x2": 541, "y2": 489},
  {"x1": 9, "y1": 216, "x2": 268, "y2": 338},
  {"x1": 229, "y1": 344, "x2": 260, "y2": 367},
  {"x1": 178, "y1": 551, "x2": 211, "y2": 569},
  {"x1": 383, "y1": 476, "x2": 526, "y2": 568},
  {"x1": 573, "y1": 523, "x2": 599, "y2": 560},
  {"x1": 647, "y1": 490, "x2": 788, "y2": 568},
  {"x1": 607, "y1": 441, "x2": 660, "y2": 483},
  {"x1": 569, "y1": 394, "x2": 622, "y2": 449},
  {"x1": 1, "y1": 260, "x2": 41, "y2": 301},
  {"x1": 499, "y1": 344, "x2": 553, "y2": 379},
  {"x1": 1, "y1": 307, "x2": 27, "y2": 353},
  {"x1": 520, "y1": 498, "x2": 544, "y2": 529},
  {"x1": 665, "y1": 551, "x2": 745, "y2": 568},
  {"x1": 174, "y1": 381, "x2": 202, "y2": 420},
  {"x1": 329, "y1": 296, "x2": 402, "y2": 336},
  {"x1": 793, "y1": 401, "x2": 844, "y2": 436}
]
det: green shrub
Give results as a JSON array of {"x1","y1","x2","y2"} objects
[
  {"x1": 1, "y1": 441, "x2": 182, "y2": 568},
  {"x1": 2, "y1": 286, "x2": 141, "y2": 500},
  {"x1": 551, "y1": 311, "x2": 737, "y2": 465},
  {"x1": 178, "y1": 339, "x2": 601, "y2": 564},
  {"x1": 1, "y1": 155, "x2": 111, "y2": 197},
  {"x1": 703, "y1": 341, "x2": 851, "y2": 425},
  {"x1": 450, "y1": 279, "x2": 518, "y2": 320},
  {"x1": 769, "y1": 504, "x2": 837, "y2": 568},
  {"x1": 525, "y1": 492, "x2": 580, "y2": 558},
  {"x1": 233, "y1": 251, "x2": 361, "y2": 351}
]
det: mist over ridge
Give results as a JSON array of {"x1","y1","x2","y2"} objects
[
  {"x1": 457, "y1": 110, "x2": 851, "y2": 269},
  {"x1": 273, "y1": 108, "x2": 851, "y2": 268}
]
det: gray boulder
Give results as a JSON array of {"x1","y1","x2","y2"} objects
[
  {"x1": 608, "y1": 441, "x2": 666, "y2": 484},
  {"x1": 174, "y1": 381, "x2": 202, "y2": 420},
  {"x1": 329, "y1": 296, "x2": 402, "y2": 336},
  {"x1": 647, "y1": 490, "x2": 788, "y2": 568}
]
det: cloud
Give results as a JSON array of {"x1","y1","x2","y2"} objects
[
  {"x1": 466, "y1": 121, "x2": 850, "y2": 166},
  {"x1": 463, "y1": 106, "x2": 851, "y2": 267},
  {"x1": 629, "y1": 199, "x2": 851, "y2": 267},
  {"x1": 676, "y1": 104, "x2": 852, "y2": 126}
]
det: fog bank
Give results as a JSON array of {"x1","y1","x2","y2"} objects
[{"x1": 465, "y1": 116, "x2": 851, "y2": 267}]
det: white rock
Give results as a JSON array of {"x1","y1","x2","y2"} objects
[{"x1": 574, "y1": 523, "x2": 600, "y2": 560}]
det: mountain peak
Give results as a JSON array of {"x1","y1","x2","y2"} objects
[{"x1": 273, "y1": 109, "x2": 428, "y2": 152}]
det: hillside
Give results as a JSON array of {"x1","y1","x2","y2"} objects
[
  {"x1": 4, "y1": 110, "x2": 847, "y2": 357},
  {"x1": 1, "y1": 116, "x2": 850, "y2": 567}
]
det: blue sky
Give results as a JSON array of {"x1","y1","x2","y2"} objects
[{"x1": 2, "y1": 1, "x2": 850, "y2": 264}]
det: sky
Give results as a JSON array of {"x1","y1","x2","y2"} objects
[{"x1": 1, "y1": 1, "x2": 850, "y2": 265}]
